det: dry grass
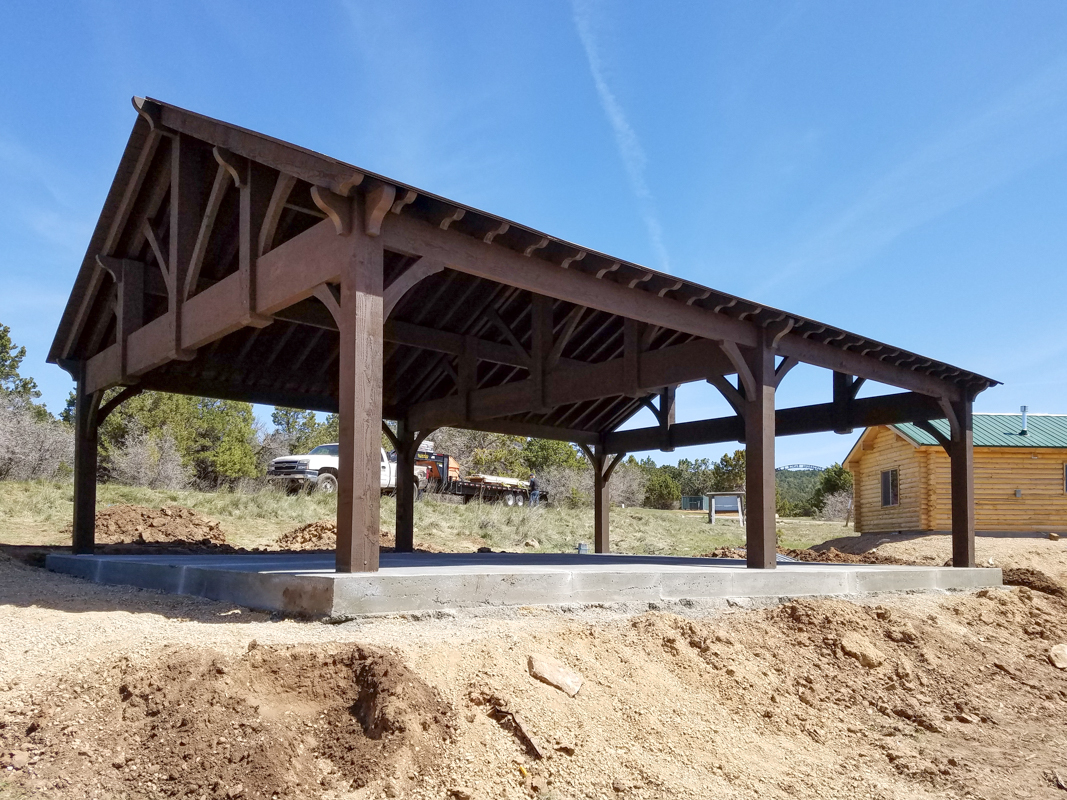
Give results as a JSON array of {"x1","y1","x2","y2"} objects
[{"x1": 0, "y1": 480, "x2": 852, "y2": 553}]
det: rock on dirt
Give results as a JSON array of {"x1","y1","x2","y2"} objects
[
  {"x1": 69, "y1": 504, "x2": 227, "y2": 546},
  {"x1": 839, "y1": 632, "x2": 886, "y2": 668},
  {"x1": 1049, "y1": 644, "x2": 1067, "y2": 669},
  {"x1": 528, "y1": 653, "x2": 583, "y2": 696}
]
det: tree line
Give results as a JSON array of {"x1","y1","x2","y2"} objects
[{"x1": 0, "y1": 321, "x2": 851, "y2": 514}]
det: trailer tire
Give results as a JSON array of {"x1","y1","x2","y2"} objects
[
  {"x1": 504, "y1": 492, "x2": 516, "y2": 507},
  {"x1": 515, "y1": 493, "x2": 525, "y2": 507}
]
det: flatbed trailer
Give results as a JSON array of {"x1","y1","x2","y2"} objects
[{"x1": 415, "y1": 452, "x2": 545, "y2": 505}]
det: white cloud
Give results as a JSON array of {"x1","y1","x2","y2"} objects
[{"x1": 572, "y1": 0, "x2": 669, "y2": 270}]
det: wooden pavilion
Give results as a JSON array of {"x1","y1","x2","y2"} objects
[{"x1": 49, "y1": 98, "x2": 999, "y2": 572}]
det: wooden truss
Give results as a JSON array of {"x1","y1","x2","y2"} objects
[{"x1": 51, "y1": 98, "x2": 997, "y2": 572}]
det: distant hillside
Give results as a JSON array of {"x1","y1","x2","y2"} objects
[{"x1": 776, "y1": 469, "x2": 822, "y2": 513}]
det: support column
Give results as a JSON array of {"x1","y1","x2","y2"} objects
[
  {"x1": 394, "y1": 421, "x2": 417, "y2": 554},
  {"x1": 593, "y1": 446, "x2": 610, "y2": 554},
  {"x1": 72, "y1": 375, "x2": 101, "y2": 555},
  {"x1": 336, "y1": 237, "x2": 385, "y2": 573},
  {"x1": 586, "y1": 444, "x2": 624, "y2": 554},
  {"x1": 948, "y1": 398, "x2": 975, "y2": 568},
  {"x1": 743, "y1": 330, "x2": 777, "y2": 569}
]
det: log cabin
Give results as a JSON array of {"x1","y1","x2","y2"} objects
[{"x1": 845, "y1": 411, "x2": 1067, "y2": 534}]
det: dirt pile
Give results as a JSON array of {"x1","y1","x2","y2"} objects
[
  {"x1": 70, "y1": 504, "x2": 229, "y2": 547},
  {"x1": 11, "y1": 643, "x2": 453, "y2": 799},
  {"x1": 704, "y1": 545, "x2": 916, "y2": 566},
  {"x1": 1003, "y1": 566, "x2": 1067, "y2": 598},
  {"x1": 274, "y1": 521, "x2": 446, "y2": 553},
  {"x1": 274, "y1": 519, "x2": 336, "y2": 550}
]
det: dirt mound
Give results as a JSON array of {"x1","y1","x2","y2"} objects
[
  {"x1": 75, "y1": 504, "x2": 228, "y2": 547},
  {"x1": 274, "y1": 521, "x2": 447, "y2": 553},
  {"x1": 702, "y1": 545, "x2": 911, "y2": 565},
  {"x1": 1002, "y1": 566, "x2": 1067, "y2": 598},
  {"x1": 275, "y1": 519, "x2": 336, "y2": 550},
  {"x1": 17, "y1": 643, "x2": 453, "y2": 799}
]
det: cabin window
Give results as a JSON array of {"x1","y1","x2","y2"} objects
[{"x1": 880, "y1": 469, "x2": 899, "y2": 507}]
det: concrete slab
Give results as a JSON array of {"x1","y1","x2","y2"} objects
[{"x1": 45, "y1": 551, "x2": 1003, "y2": 617}]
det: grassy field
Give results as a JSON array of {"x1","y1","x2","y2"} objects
[{"x1": 0, "y1": 480, "x2": 852, "y2": 554}]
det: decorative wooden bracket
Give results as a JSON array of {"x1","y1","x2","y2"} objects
[
  {"x1": 438, "y1": 208, "x2": 465, "y2": 231},
  {"x1": 364, "y1": 184, "x2": 396, "y2": 237},
  {"x1": 333, "y1": 172, "x2": 365, "y2": 196},
  {"x1": 311, "y1": 186, "x2": 352, "y2": 235},
  {"x1": 524, "y1": 236, "x2": 549, "y2": 257},
  {"x1": 483, "y1": 222, "x2": 509, "y2": 244},
  {"x1": 595, "y1": 262, "x2": 620, "y2": 279},
  {"x1": 213, "y1": 147, "x2": 244, "y2": 187},
  {"x1": 767, "y1": 318, "x2": 795, "y2": 349},
  {"x1": 391, "y1": 190, "x2": 417, "y2": 214},
  {"x1": 560, "y1": 250, "x2": 585, "y2": 269}
]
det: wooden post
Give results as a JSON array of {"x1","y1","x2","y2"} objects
[
  {"x1": 335, "y1": 235, "x2": 385, "y2": 573},
  {"x1": 743, "y1": 329, "x2": 777, "y2": 569},
  {"x1": 593, "y1": 445, "x2": 610, "y2": 554},
  {"x1": 394, "y1": 420, "x2": 417, "y2": 553},
  {"x1": 949, "y1": 398, "x2": 975, "y2": 568},
  {"x1": 587, "y1": 445, "x2": 624, "y2": 554},
  {"x1": 72, "y1": 373, "x2": 101, "y2": 555}
]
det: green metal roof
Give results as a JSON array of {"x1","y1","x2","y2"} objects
[{"x1": 893, "y1": 414, "x2": 1067, "y2": 448}]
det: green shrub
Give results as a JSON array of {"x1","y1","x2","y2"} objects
[{"x1": 643, "y1": 471, "x2": 680, "y2": 510}]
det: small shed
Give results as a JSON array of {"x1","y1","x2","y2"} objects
[
  {"x1": 680, "y1": 496, "x2": 709, "y2": 511},
  {"x1": 844, "y1": 413, "x2": 1067, "y2": 534}
]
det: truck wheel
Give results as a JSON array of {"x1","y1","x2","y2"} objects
[
  {"x1": 515, "y1": 493, "x2": 525, "y2": 507},
  {"x1": 315, "y1": 473, "x2": 338, "y2": 494},
  {"x1": 504, "y1": 492, "x2": 516, "y2": 507}
]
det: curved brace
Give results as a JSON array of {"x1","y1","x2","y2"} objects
[
  {"x1": 313, "y1": 283, "x2": 342, "y2": 327},
  {"x1": 381, "y1": 421, "x2": 400, "y2": 451},
  {"x1": 383, "y1": 258, "x2": 445, "y2": 318},
  {"x1": 97, "y1": 385, "x2": 144, "y2": 425},
  {"x1": 258, "y1": 173, "x2": 297, "y2": 256}
]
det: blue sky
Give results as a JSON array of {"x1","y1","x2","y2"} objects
[{"x1": 2, "y1": 1, "x2": 1066, "y2": 467}]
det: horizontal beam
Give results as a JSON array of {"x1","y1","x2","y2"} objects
[
  {"x1": 400, "y1": 414, "x2": 599, "y2": 446},
  {"x1": 407, "y1": 338, "x2": 734, "y2": 430},
  {"x1": 138, "y1": 375, "x2": 338, "y2": 414},
  {"x1": 603, "y1": 391, "x2": 945, "y2": 453}
]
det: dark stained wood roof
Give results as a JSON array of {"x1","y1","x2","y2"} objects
[{"x1": 50, "y1": 97, "x2": 998, "y2": 448}]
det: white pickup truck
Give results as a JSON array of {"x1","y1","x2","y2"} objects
[{"x1": 267, "y1": 444, "x2": 427, "y2": 494}]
